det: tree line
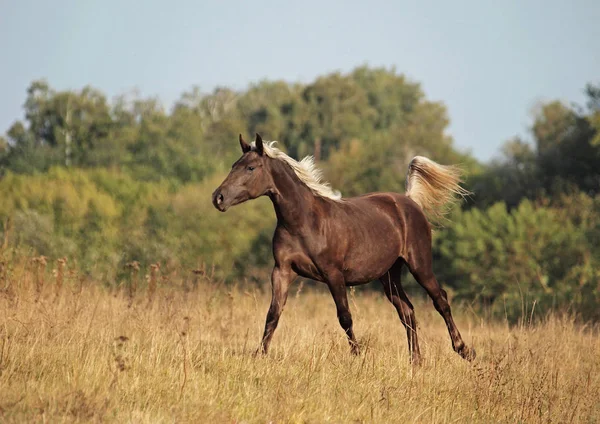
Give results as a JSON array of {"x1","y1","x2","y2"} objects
[{"x1": 0, "y1": 67, "x2": 598, "y2": 322}]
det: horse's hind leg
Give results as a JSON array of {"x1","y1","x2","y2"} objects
[
  {"x1": 379, "y1": 260, "x2": 421, "y2": 365},
  {"x1": 407, "y1": 246, "x2": 476, "y2": 361}
]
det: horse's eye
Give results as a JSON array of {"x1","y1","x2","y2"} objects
[{"x1": 247, "y1": 166, "x2": 255, "y2": 171}]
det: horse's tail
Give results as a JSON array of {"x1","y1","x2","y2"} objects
[{"x1": 405, "y1": 156, "x2": 470, "y2": 225}]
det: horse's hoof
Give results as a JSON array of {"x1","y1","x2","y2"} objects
[
  {"x1": 410, "y1": 355, "x2": 423, "y2": 367},
  {"x1": 459, "y1": 346, "x2": 476, "y2": 361}
]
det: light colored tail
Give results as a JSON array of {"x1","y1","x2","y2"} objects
[{"x1": 405, "y1": 156, "x2": 471, "y2": 225}]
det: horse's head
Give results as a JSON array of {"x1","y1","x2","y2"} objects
[{"x1": 212, "y1": 133, "x2": 273, "y2": 212}]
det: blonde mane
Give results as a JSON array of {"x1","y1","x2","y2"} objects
[{"x1": 251, "y1": 140, "x2": 342, "y2": 201}]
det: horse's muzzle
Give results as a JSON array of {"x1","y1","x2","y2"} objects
[{"x1": 212, "y1": 189, "x2": 227, "y2": 212}]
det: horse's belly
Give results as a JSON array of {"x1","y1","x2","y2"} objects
[
  {"x1": 286, "y1": 214, "x2": 403, "y2": 284},
  {"x1": 342, "y1": 262, "x2": 397, "y2": 284},
  {"x1": 342, "y1": 250, "x2": 399, "y2": 285},
  {"x1": 290, "y1": 250, "x2": 395, "y2": 284},
  {"x1": 341, "y1": 222, "x2": 402, "y2": 284}
]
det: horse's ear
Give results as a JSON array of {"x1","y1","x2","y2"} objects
[
  {"x1": 239, "y1": 134, "x2": 251, "y2": 153},
  {"x1": 254, "y1": 133, "x2": 264, "y2": 156}
]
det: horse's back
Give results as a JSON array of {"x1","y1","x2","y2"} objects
[{"x1": 343, "y1": 191, "x2": 427, "y2": 227}]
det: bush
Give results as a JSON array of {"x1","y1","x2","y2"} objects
[{"x1": 435, "y1": 196, "x2": 600, "y2": 322}]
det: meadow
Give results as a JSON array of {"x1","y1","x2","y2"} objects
[{"x1": 0, "y1": 255, "x2": 598, "y2": 423}]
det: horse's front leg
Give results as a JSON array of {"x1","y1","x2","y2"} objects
[
  {"x1": 326, "y1": 270, "x2": 359, "y2": 355},
  {"x1": 257, "y1": 264, "x2": 296, "y2": 355}
]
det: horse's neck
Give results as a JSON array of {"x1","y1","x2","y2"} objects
[{"x1": 268, "y1": 160, "x2": 316, "y2": 230}]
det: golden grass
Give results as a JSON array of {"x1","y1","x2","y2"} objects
[{"x1": 0, "y1": 257, "x2": 599, "y2": 423}]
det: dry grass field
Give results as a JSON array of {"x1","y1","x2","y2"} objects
[{"x1": 0, "y1": 256, "x2": 599, "y2": 423}]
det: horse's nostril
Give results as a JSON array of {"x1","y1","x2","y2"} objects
[{"x1": 217, "y1": 193, "x2": 224, "y2": 205}]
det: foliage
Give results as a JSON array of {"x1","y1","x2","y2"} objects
[
  {"x1": 0, "y1": 169, "x2": 274, "y2": 281},
  {"x1": 0, "y1": 70, "x2": 598, "y2": 322},
  {"x1": 435, "y1": 195, "x2": 600, "y2": 322},
  {"x1": 471, "y1": 86, "x2": 600, "y2": 208}
]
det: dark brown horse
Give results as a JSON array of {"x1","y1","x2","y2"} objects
[{"x1": 212, "y1": 134, "x2": 475, "y2": 363}]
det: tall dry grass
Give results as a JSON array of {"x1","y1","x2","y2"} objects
[{"x1": 0, "y1": 254, "x2": 598, "y2": 423}]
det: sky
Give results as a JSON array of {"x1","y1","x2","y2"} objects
[{"x1": 0, "y1": 0, "x2": 598, "y2": 161}]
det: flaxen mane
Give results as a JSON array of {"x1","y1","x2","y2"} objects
[{"x1": 251, "y1": 140, "x2": 342, "y2": 201}]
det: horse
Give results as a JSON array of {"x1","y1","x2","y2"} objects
[{"x1": 212, "y1": 133, "x2": 475, "y2": 364}]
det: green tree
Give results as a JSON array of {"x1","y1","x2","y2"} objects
[
  {"x1": 1, "y1": 121, "x2": 61, "y2": 173},
  {"x1": 435, "y1": 198, "x2": 599, "y2": 322},
  {"x1": 472, "y1": 85, "x2": 600, "y2": 208},
  {"x1": 0, "y1": 136, "x2": 7, "y2": 156}
]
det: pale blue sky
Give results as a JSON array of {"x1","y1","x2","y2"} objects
[{"x1": 1, "y1": 0, "x2": 598, "y2": 161}]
